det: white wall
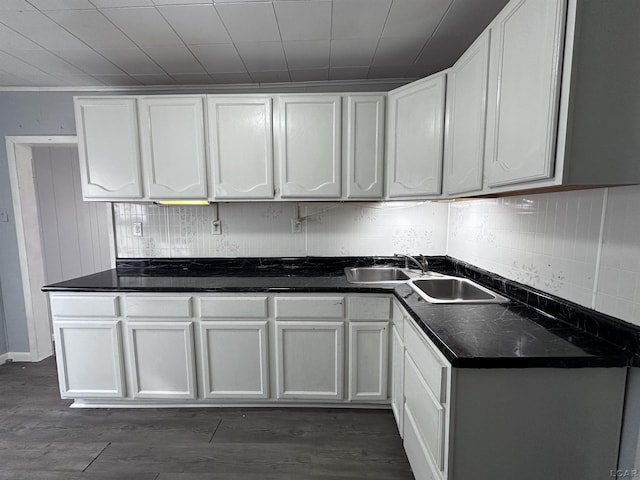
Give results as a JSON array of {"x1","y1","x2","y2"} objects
[
  {"x1": 448, "y1": 185, "x2": 640, "y2": 327},
  {"x1": 114, "y1": 201, "x2": 449, "y2": 258}
]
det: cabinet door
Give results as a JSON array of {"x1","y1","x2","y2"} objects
[
  {"x1": 386, "y1": 74, "x2": 446, "y2": 198},
  {"x1": 53, "y1": 320, "x2": 125, "y2": 398},
  {"x1": 208, "y1": 96, "x2": 274, "y2": 199},
  {"x1": 444, "y1": 31, "x2": 491, "y2": 196},
  {"x1": 139, "y1": 96, "x2": 208, "y2": 199},
  {"x1": 127, "y1": 321, "x2": 197, "y2": 399},
  {"x1": 278, "y1": 95, "x2": 342, "y2": 198},
  {"x1": 484, "y1": 0, "x2": 566, "y2": 187},
  {"x1": 75, "y1": 97, "x2": 143, "y2": 200},
  {"x1": 391, "y1": 325, "x2": 405, "y2": 435},
  {"x1": 344, "y1": 95, "x2": 385, "y2": 199},
  {"x1": 276, "y1": 321, "x2": 344, "y2": 400},
  {"x1": 348, "y1": 322, "x2": 388, "y2": 401},
  {"x1": 200, "y1": 321, "x2": 269, "y2": 399}
]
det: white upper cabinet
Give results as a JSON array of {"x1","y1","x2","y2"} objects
[
  {"x1": 75, "y1": 97, "x2": 143, "y2": 200},
  {"x1": 444, "y1": 31, "x2": 491, "y2": 196},
  {"x1": 138, "y1": 96, "x2": 208, "y2": 200},
  {"x1": 484, "y1": 0, "x2": 566, "y2": 188},
  {"x1": 386, "y1": 73, "x2": 446, "y2": 198},
  {"x1": 208, "y1": 96, "x2": 274, "y2": 200},
  {"x1": 277, "y1": 95, "x2": 342, "y2": 199},
  {"x1": 344, "y1": 94, "x2": 385, "y2": 199}
]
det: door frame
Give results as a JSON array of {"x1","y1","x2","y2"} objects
[{"x1": 6, "y1": 136, "x2": 116, "y2": 362}]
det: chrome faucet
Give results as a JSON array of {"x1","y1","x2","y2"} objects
[{"x1": 394, "y1": 253, "x2": 428, "y2": 274}]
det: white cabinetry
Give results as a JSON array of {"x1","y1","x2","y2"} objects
[
  {"x1": 208, "y1": 96, "x2": 274, "y2": 199},
  {"x1": 344, "y1": 94, "x2": 385, "y2": 199},
  {"x1": 390, "y1": 301, "x2": 406, "y2": 435},
  {"x1": 444, "y1": 31, "x2": 490, "y2": 196},
  {"x1": 484, "y1": 0, "x2": 565, "y2": 188},
  {"x1": 53, "y1": 320, "x2": 125, "y2": 399},
  {"x1": 348, "y1": 321, "x2": 388, "y2": 401},
  {"x1": 74, "y1": 97, "x2": 143, "y2": 200},
  {"x1": 277, "y1": 95, "x2": 342, "y2": 199},
  {"x1": 386, "y1": 74, "x2": 446, "y2": 198},
  {"x1": 138, "y1": 96, "x2": 208, "y2": 200}
]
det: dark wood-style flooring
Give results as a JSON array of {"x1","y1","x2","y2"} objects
[{"x1": 0, "y1": 357, "x2": 414, "y2": 479}]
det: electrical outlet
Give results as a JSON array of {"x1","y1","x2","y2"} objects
[
  {"x1": 133, "y1": 222, "x2": 143, "y2": 237},
  {"x1": 291, "y1": 218, "x2": 302, "y2": 233},
  {"x1": 212, "y1": 220, "x2": 222, "y2": 235}
]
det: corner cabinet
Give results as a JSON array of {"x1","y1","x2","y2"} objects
[
  {"x1": 386, "y1": 73, "x2": 446, "y2": 199},
  {"x1": 75, "y1": 97, "x2": 143, "y2": 200},
  {"x1": 138, "y1": 96, "x2": 208, "y2": 200},
  {"x1": 277, "y1": 95, "x2": 342, "y2": 199},
  {"x1": 207, "y1": 96, "x2": 274, "y2": 200}
]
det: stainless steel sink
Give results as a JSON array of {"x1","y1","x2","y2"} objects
[
  {"x1": 409, "y1": 277, "x2": 509, "y2": 304},
  {"x1": 344, "y1": 267, "x2": 417, "y2": 284}
]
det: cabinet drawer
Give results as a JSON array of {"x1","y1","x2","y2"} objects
[
  {"x1": 349, "y1": 296, "x2": 391, "y2": 321},
  {"x1": 274, "y1": 297, "x2": 345, "y2": 319},
  {"x1": 391, "y1": 300, "x2": 405, "y2": 337},
  {"x1": 200, "y1": 296, "x2": 268, "y2": 318},
  {"x1": 125, "y1": 296, "x2": 192, "y2": 318},
  {"x1": 50, "y1": 295, "x2": 119, "y2": 317},
  {"x1": 404, "y1": 318, "x2": 447, "y2": 402},
  {"x1": 404, "y1": 353, "x2": 446, "y2": 472}
]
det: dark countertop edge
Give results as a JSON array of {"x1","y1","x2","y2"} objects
[{"x1": 42, "y1": 285, "x2": 394, "y2": 294}]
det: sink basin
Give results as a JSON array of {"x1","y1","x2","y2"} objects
[
  {"x1": 409, "y1": 277, "x2": 509, "y2": 304},
  {"x1": 344, "y1": 267, "x2": 416, "y2": 283}
]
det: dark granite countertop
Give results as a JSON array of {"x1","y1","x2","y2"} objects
[{"x1": 42, "y1": 257, "x2": 633, "y2": 369}]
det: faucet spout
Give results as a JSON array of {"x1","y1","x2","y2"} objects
[{"x1": 394, "y1": 253, "x2": 428, "y2": 274}]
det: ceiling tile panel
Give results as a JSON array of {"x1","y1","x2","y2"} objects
[
  {"x1": 0, "y1": 1, "x2": 35, "y2": 11},
  {"x1": 382, "y1": 0, "x2": 452, "y2": 39},
  {"x1": 56, "y1": 73, "x2": 102, "y2": 85},
  {"x1": 210, "y1": 71, "x2": 251, "y2": 83},
  {"x1": 100, "y1": 6, "x2": 184, "y2": 47},
  {"x1": 90, "y1": 0, "x2": 153, "y2": 6},
  {"x1": 157, "y1": 5, "x2": 231, "y2": 45},
  {"x1": 329, "y1": 38, "x2": 377, "y2": 68},
  {"x1": 11, "y1": 49, "x2": 88, "y2": 75},
  {"x1": 215, "y1": 3, "x2": 281, "y2": 43},
  {"x1": 0, "y1": 71, "x2": 32, "y2": 86},
  {"x1": 46, "y1": 9, "x2": 137, "y2": 49},
  {"x1": 0, "y1": 10, "x2": 89, "y2": 49},
  {"x1": 131, "y1": 73, "x2": 177, "y2": 85},
  {"x1": 274, "y1": 1, "x2": 331, "y2": 41},
  {"x1": 97, "y1": 47, "x2": 164, "y2": 74},
  {"x1": 51, "y1": 48, "x2": 126, "y2": 74},
  {"x1": 0, "y1": 51, "x2": 63, "y2": 83},
  {"x1": 0, "y1": 23, "x2": 42, "y2": 50},
  {"x1": 368, "y1": 65, "x2": 409, "y2": 78},
  {"x1": 152, "y1": 0, "x2": 212, "y2": 4},
  {"x1": 332, "y1": 0, "x2": 391, "y2": 40},
  {"x1": 249, "y1": 70, "x2": 291, "y2": 83},
  {"x1": 329, "y1": 66, "x2": 369, "y2": 80},
  {"x1": 235, "y1": 42, "x2": 287, "y2": 71},
  {"x1": 290, "y1": 68, "x2": 328, "y2": 82},
  {"x1": 93, "y1": 74, "x2": 142, "y2": 85},
  {"x1": 170, "y1": 73, "x2": 215, "y2": 84},
  {"x1": 143, "y1": 45, "x2": 206, "y2": 74},
  {"x1": 372, "y1": 37, "x2": 425, "y2": 67},
  {"x1": 27, "y1": 0, "x2": 95, "y2": 10},
  {"x1": 283, "y1": 40, "x2": 329, "y2": 69},
  {"x1": 190, "y1": 44, "x2": 245, "y2": 73}
]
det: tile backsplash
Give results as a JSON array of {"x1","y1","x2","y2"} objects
[
  {"x1": 448, "y1": 186, "x2": 640, "y2": 327},
  {"x1": 114, "y1": 201, "x2": 448, "y2": 259}
]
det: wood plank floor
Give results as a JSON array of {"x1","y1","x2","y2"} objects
[{"x1": 0, "y1": 357, "x2": 414, "y2": 479}]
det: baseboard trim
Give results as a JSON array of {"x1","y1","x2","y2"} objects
[
  {"x1": 6, "y1": 352, "x2": 33, "y2": 362},
  {"x1": 0, "y1": 353, "x2": 8, "y2": 365}
]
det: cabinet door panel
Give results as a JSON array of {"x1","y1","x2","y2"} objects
[
  {"x1": 200, "y1": 321, "x2": 269, "y2": 399},
  {"x1": 276, "y1": 321, "x2": 344, "y2": 400},
  {"x1": 348, "y1": 322, "x2": 388, "y2": 401},
  {"x1": 54, "y1": 320, "x2": 125, "y2": 398},
  {"x1": 139, "y1": 97, "x2": 208, "y2": 199},
  {"x1": 445, "y1": 31, "x2": 490, "y2": 196},
  {"x1": 387, "y1": 74, "x2": 445, "y2": 198},
  {"x1": 391, "y1": 326, "x2": 404, "y2": 435},
  {"x1": 75, "y1": 97, "x2": 142, "y2": 200},
  {"x1": 208, "y1": 97, "x2": 274, "y2": 199},
  {"x1": 345, "y1": 95, "x2": 385, "y2": 199},
  {"x1": 279, "y1": 96, "x2": 342, "y2": 198},
  {"x1": 127, "y1": 321, "x2": 196, "y2": 399},
  {"x1": 485, "y1": 0, "x2": 566, "y2": 187}
]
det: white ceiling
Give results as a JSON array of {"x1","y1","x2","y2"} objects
[{"x1": 0, "y1": 0, "x2": 509, "y2": 88}]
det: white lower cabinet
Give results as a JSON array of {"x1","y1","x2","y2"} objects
[
  {"x1": 390, "y1": 325, "x2": 405, "y2": 436},
  {"x1": 348, "y1": 322, "x2": 388, "y2": 401},
  {"x1": 199, "y1": 321, "x2": 269, "y2": 399},
  {"x1": 53, "y1": 320, "x2": 125, "y2": 399},
  {"x1": 275, "y1": 321, "x2": 345, "y2": 400},
  {"x1": 127, "y1": 321, "x2": 197, "y2": 400}
]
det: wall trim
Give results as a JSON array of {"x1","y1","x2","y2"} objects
[
  {"x1": 0, "y1": 353, "x2": 7, "y2": 365},
  {"x1": 8, "y1": 352, "x2": 33, "y2": 363},
  {"x1": 0, "y1": 78, "x2": 415, "y2": 94}
]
